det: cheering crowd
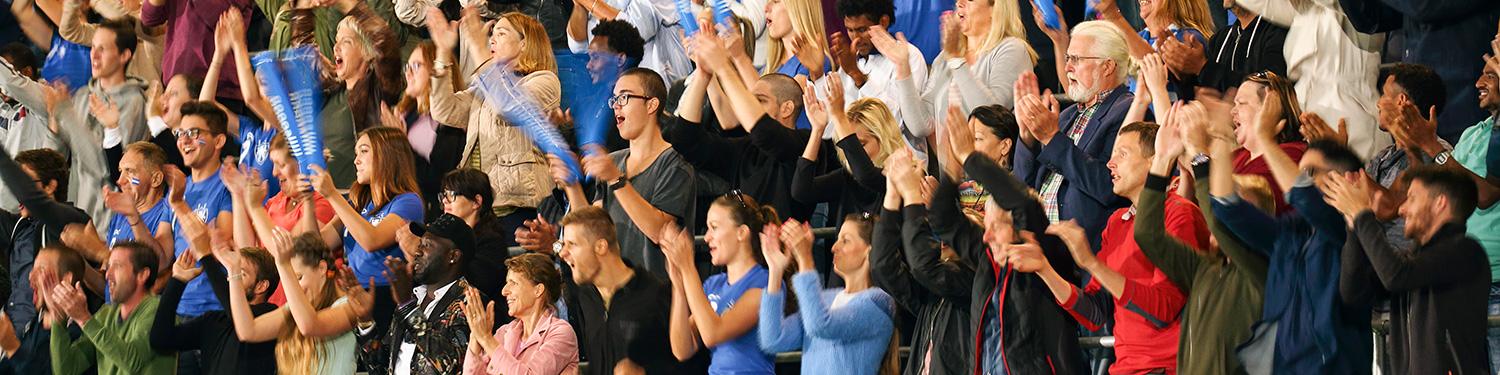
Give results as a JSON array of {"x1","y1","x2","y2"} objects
[{"x1": 1, "y1": 0, "x2": 1499, "y2": 373}]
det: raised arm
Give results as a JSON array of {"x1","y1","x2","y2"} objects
[
  {"x1": 57, "y1": 0, "x2": 95, "y2": 46},
  {"x1": 790, "y1": 271, "x2": 893, "y2": 339},
  {"x1": 309, "y1": 165, "x2": 411, "y2": 251},
  {"x1": 224, "y1": 246, "x2": 289, "y2": 342}
]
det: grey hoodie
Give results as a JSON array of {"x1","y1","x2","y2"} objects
[
  {"x1": 53, "y1": 76, "x2": 151, "y2": 233},
  {"x1": 0, "y1": 61, "x2": 62, "y2": 211}
]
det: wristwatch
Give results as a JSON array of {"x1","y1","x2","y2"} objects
[
  {"x1": 1434, "y1": 150, "x2": 1452, "y2": 165},
  {"x1": 608, "y1": 177, "x2": 628, "y2": 191},
  {"x1": 1189, "y1": 153, "x2": 1210, "y2": 167}
]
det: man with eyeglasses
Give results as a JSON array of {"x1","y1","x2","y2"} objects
[
  {"x1": 361, "y1": 213, "x2": 473, "y2": 375},
  {"x1": 1012, "y1": 20, "x2": 1135, "y2": 250},
  {"x1": 0, "y1": 143, "x2": 94, "y2": 374},
  {"x1": 163, "y1": 101, "x2": 235, "y2": 338},
  {"x1": 552, "y1": 67, "x2": 696, "y2": 280}
]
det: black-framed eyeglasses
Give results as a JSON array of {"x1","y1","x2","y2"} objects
[
  {"x1": 609, "y1": 93, "x2": 652, "y2": 109},
  {"x1": 172, "y1": 128, "x2": 207, "y2": 140},
  {"x1": 439, "y1": 190, "x2": 460, "y2": 203}
]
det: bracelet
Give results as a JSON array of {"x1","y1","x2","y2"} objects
[
  {"x1": 608, "y1": 178, "x2": 628, "y2": 191},
  {"x1": 228, "y1": 272, "x2": 246, "y2": 281}
]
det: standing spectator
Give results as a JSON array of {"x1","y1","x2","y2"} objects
[
  {"x1": 0, "y1": 43, "x2": 61, "y2": 211},
  {"x1": 10, "y1": 0, "x2": 93, "y2": 91},
  {"x1": 1132, "y1": 101, "x2": 1271, "y2": 374},
  {"x1": 435, "y1": 169, "x2": 514, "y2": 302},
  {"x1": 139, "y1": 0, "x2": 249, "y2": 102},
  {"x1": 1328, "y1": 166, "x2": 1491, "y2": 374},
  {"x1": 870, "y1": 160, "x2": 974, "y2": 375},
  {"x1": 150, "y1": 246, "x2": 279, "y2": 375},
  {"x1": 555, "y1": 206, "x2": 682, "y2": 374},
  {"x1": 1087, "y1": 0, "x2": 1213, "y2": 100},
  {"x1": 1447, "y1": 51, "x2": 1500, "y2": 371},
  {"x1": 553, "y1": 68, "x2": 696, "y2": 279},
  {"x1": 225, "y1": 232, "x2": 370, "y2": 375},
  {"x1": 462, "y1": 253, "x2": 579, "y2": 375},
  {"x1": 1023, "y1": 122, "x2": 1209, "y2": 374},
  {"x1": 663, "y1": 193, "x2": 775, "y2": 374},
  {"x1": 1339, "y1": 0, "x2": 1499, "y2": 140},
  {"x1": 55, "y1": 0, "x2": 164, "y2": 87},
  {"x1": 260, "y1": 134, "x2": 336, "y2": 233},
  {"x1": 792, "y1": 73, "x2": 900, "y2": 224},
  {"x1": 1012, "y1": 21, "x2": 1135, "y2": 248},
  {"x1": 760, "y1": 0, "x2": 827, "y2": 81},
  {"x1": 929, "y1": 105, "x2": 1088, "y2": 375},
  {"x1": 0, "y1": 245, "x2": 95, "y2": 375},
  {"x1": 830, "y1": 0, "x2": 928, "y2": 132},
  {"x1": 1217, "y1": 104, "x2": 1375, "y2": 373},
  {"x1": 428, "y1": 10, "x2": 560, "y2": 244},
  {"x1": 1161, "y1": 0, "x2": 1287, "y2": 96},
  {"x1": 670, "y1": 33, "x2": 813, "y2": 222},
  {"x1": 885, "y1": 0, "x2": 1034, "y2": 147},
  {"x1": 168, "y1": 101, "x2": 236, "y2": 320},
  {"x1": 754, "y1": 216, "x2": 897, "y2": 375},
  {"x1": 0, "y1": 144, "x2": 93, "y2": 375},
  {"x1": 565, "y1": 0, "x2": 691, "y2": 83},
  {"x1": 57, "y1": 142, "x2": 176, "y2": 272},
  {"x1": 360, "y1": 214, "x2": 473, "y2": 375},
  {"x1": 1233, "y1": 0, "x2": 1388, "y2": 158},
  {"x1": 14, "y1": 20, "x2": 152, "y2": 235},
  {"x1": 394, "y1": 41, "x2": 466, "y2": 218},
  {"x1": 310, "y1": 127, "x2": 425, "y2": 343},
  {"x1": 45, "y1": 241, "x2": 176, "y2": 375},
  {"x1": 1226, "y1": 70, "x2": 1306, "y2": 212}
]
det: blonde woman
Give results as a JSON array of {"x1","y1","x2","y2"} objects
[
  {"x1": 224, "y1": 232, "x2": 372, "y2": 374},
  {"x1": 426, "y1": 9, "x2": 561, "y2": 248},
  {"x1": 762, "y1": 0, "x2": 829, "y2": 80},
  {"x1": 876, "y1": 0, "x2": 1036, "y2": 144},
  {"x1": 792, "y1": 73, "x2": 903, "y2": 220}
]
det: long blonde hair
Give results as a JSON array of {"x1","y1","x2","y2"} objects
[
  {"x1": 274, "y1": 234, "x2": 343, "y2": 375},
  {"x1": 955, "y1": 0, "x2": 1037, "y2": 63},
  {"x1": 838, "y1": 98, "x2": 904, "y2": 170},
  {"x1": 763, "y1": 0, "x2": 828, "y2": 75},
  {"x1": 1153, "y1": 0, "x2": 1216, "y2": 39}
]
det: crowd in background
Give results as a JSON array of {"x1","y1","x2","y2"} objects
[{"x1": 0, "y1": 0, "x2": 1499, "y2": 373}]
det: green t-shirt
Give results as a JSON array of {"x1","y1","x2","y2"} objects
[{"x1": 1453, "y1": 116, "x2": 1500, "y2": 279}]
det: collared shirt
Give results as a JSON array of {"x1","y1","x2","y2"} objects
[
  {"x1": 574, "y1": 265, "x2": 679, "y2": 375},
  {"x1": 855, "y1": 43, "x2": 930, "y2": 126},
  {"x1": 394, "y1": 281, "x2": 459, "y2": 375},
  {"x1": 1039, "y1": 103, "x2": 1101, "y2": 223},
  {"x1": 464, "y1": 310, "x2": 579, "y2": 375}
]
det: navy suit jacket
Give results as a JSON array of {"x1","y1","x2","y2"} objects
[{"x1": 1013, "y1": 86, "x2": 1134, "y2": 249}]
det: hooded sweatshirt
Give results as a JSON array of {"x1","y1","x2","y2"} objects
[{"x1": 56, "y1": 77, "x2": 151, "y2": 235}]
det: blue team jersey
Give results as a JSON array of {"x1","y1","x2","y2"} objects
[
  {"x1": 105, "y1": 196, "x2": 173, "y2": 247},
  {"x1": 171, "y1": 170, "x2": 234, "y2": 316},
  {"x1": 703, "y1": 265, "x2": 774, "y2": 374},
  {"x1": 343, "y1": 193, "x2": 423, "y2": 286},
  {"x1": 238, "y1": 118, "x2": 280, "y2": 200}
]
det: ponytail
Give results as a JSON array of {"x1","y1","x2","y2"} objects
[{"x1": 878, "y1": 329, "x2": 902, "y2": 375}]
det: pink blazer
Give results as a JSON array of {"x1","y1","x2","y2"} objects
[{"x1": 463, "y1": 311, "x2": 580, "y2": 375}]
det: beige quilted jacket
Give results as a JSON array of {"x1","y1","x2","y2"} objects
[{"x1": 429, "y1": 66, "x2": 559, "y2": 210}]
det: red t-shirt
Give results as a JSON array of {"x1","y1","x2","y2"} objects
[
  {"x1": 264, "y1": 192, "x2": 336, "y2": 306},
  {"x1": 1231, "y1": 142, "x2": 1308, "y2": 214},
  {"x1": 1061, "y1": 193, "x2": 1210, "y2": 375}
]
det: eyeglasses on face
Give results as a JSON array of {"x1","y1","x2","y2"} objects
[
  {"x1": 1064, "y1": 54, "x2": 1109, "y2": 66},
  {"x1": 609, "y1": 93, "x2": 652, "y2": 109},
  {"x1": 172, "y1": 128, "x2": 208, "y2": 140},
  {"x1": 440, "y1": 190, "x2": 461, "y2": 203}
]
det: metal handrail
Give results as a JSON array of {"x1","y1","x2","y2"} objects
[{"x1": 506, "y1": 227, "x2": 839, "y2": 256}]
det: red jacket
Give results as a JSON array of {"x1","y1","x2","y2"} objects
[{"x1": 1058, "y1": 194, "x2": 1210, "y2": 374}]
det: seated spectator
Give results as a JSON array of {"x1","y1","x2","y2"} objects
[
  {"x1": 462, "y1": 253, "x2": 578, "y2": 375},
  {"x1": 310, "y1": 127, "x2": 425, "y2": 340},
  {"x1": 427, "y1": 10, "x2": 560, "y2": 246},
  {"x1": 1012, "y1": 20, "x2": 1135, "y2": 248},
  {"x1": 150, "y1": 245, "x2": 278, "y2": 375},
  {"x1": 755, "y1": 214, "x2": 897, "y2": 375},
  {"x1": 552, "y1": 68, "x2": 695, "y2": 279},
  {"x1": 1330, "y1": 165, "x2": 1490, "y2": 374},
  {"x1": 361, "y1": 214, "x2": 474, "y2": 374},
  {"x1": 1020, "y1": 122, "x2": 1209, "y2": 374},
  {"x1": 224, "y1": 232, "x2": 370, "y2": 374},
  {"x1": 555, "y1": 206, "x2": 683, "y2": 374},
  {"x1": 663, "y1": 192, "x2": 776, "y2": 373},
  {"x1": 45, "y1": 241, "x2": 176, "y2": 374}
]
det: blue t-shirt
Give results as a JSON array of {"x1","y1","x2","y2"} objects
[
  {"x1": 172, "y1": 170, "x2": 234, "y2": 316},
  {"x1": 343, "y1": 193, "x2": 423, "y2": 286},
  {"x1": 776, "y1": 56, "x2": 829, "y2": 132},
  {"x1": 238, "y1": 118, "x2": 281, "y2": 200},
  {"x1": 105, "y1": 196, "x2": 173, "y2": 247},
  {"x1": 703, "y1": 265, "x2": 774, "y2": 374}
]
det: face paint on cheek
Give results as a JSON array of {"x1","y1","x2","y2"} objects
[
  {"x1": 196, "y1": 138, "x2": 207, "y2": 146},
  {"x1": 129, "y1": 177, "x2": 141, "y2": 186}
]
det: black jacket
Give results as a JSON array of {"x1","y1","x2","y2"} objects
[
  {"x1": 871, "y1": 206, "x2": 973, "y2": 375},
  {"x1": 930, "y1": 154, "x2": 1087, "y2": 375},
  {"x1": 1343, "y1": 214, "x2": 1490, "y2": 374},
  {"x1": 150, "y1": 256, "x2": 277, "y2": 375},
  {"x1": 663, "y1": 116, "x2": 813, "y2": 221}
]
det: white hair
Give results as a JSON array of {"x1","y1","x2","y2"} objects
[{"x1": 1070, "y1": 21, "x2": 1134, "y2": 85}]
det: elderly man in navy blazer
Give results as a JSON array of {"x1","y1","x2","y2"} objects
[{"x1": 1013, "y1": 20, "x2": 1137, "y2": 249}]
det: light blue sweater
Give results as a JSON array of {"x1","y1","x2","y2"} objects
[{"x1": 758, "y1": 272, "x2": 896, "y2": 375}]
